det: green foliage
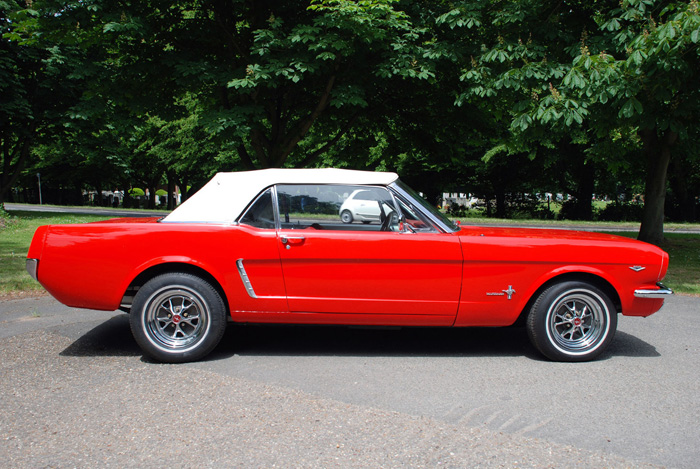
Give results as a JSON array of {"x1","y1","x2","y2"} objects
[
  {"x1": 439, "y1": 0, "x2": 700, "y2": 239},
  {"x1": 1, "y1": 0, "x2": 88, "y2": 203},
  {"x1": 597, "y1": 200, "x2": 645, "y2": 222},
  {"x1": 2, "y1": 0, "x2": 700, "y2": 242},
  {"x1": 218, "y1": 0, "x2": 440, "y2": 167}
]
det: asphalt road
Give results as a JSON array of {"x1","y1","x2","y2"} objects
[
  {"x1": 4, "y1": 202, "x2": 169, "y2": 218},
  {"x1": 1, "y1": 294, "x2": 698, "y2": 467}
]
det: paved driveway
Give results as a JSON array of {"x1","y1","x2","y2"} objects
[{"x1": 1, "y1": 295, "x2": 698, "y2": 467}]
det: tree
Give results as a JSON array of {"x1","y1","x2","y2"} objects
[
  {"x1": 141, "y1": 96, "x2": 225, "y2": 208},
  {"x1": 31, "y1": 0, "x2": 438, "y2": 178},
  {"x1": 6, "y1": 0, "x2": 698, "y2": 230},
  {"x1": 436, "y1": 0, "x2": 700, "y2": 243},
  {"x1": 0, "y1": 2, "x2": 83, "y2": 205},
  {"x1": 438, "y1": 1, "x2": 613, "y2": 219},
  {"x1": 600, "y1": 0, "x2": 700, "y2": 243}
]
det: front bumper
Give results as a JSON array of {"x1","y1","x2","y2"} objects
[{"x1": 634, "y1": 282, "x2": 674, "y2": 299}]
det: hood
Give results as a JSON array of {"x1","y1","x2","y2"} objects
[{"x1": 458, "y1": 225, "x2": 638, "y2": 243}]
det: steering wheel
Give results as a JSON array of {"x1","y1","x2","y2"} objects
[{"x1": 380, "y1": 211, "x2": 398, "y2": 231}]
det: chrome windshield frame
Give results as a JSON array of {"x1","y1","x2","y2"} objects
[{"x1": 389, "y1": 181, "x2": 459, "y2": 234}]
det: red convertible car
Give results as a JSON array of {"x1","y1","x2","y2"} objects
[{"x1": 26, "y1": 169, "x2": 672, "y2": 363}]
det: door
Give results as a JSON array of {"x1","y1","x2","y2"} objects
[{"x1": 275, "y1": 184, "x2": 462, "y2": 324}]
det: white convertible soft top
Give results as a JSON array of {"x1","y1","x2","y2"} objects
[{"x1": 162, "y1": 168, "x2": 399, "y2": 223}]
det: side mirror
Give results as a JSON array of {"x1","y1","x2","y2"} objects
[{"x1": 399, "y1": 215, "x2": 415, "y2": 233}]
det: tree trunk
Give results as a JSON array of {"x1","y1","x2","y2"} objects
[
  {"x1": 668, "y1": 158, "x2": 696, "y2": 222},
  {"x1": 495, "y1": 190, "x2": 506, "y2": 218},
  {"x1": 0, "y1": 136, "x2": 32, "y2": 206},
  {"x1": 178, "y1": 176, "x2": 190, "y2": 202},
  {"x1": 95, "y1": 183, "x2": 103, "y2": 206},
  {"x1": 123, "y1": 187, "x2": 133, "y2": 209},
  {"x1": 638, "y1": 129, "x2": 677, "y2": 245},
  {"x1": 574, "y1": 160, "x2": 595, "y2": 220},
  {"x1": 239, "y1": 73, "x2": 338, "y2": 169},
  {"x1": 560, "y1": 140, "x2": 594, "y2": 220},
  {"x1": 147, "y1": 182, "x2": 158, "y2": 209},
  {"x1": 166, "y1": 171, "x2": 177, "y2": 210}
]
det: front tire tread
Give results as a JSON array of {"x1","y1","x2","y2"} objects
[{"x1": 527, "y1": 280, "x2": 617, "y2": 362}]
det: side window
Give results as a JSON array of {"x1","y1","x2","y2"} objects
[
  {"x1": 239, "y1": 188, "x2": 275, "y2": 229},
  {"x1": 276, "y1": 184, "x2": 399, "y2": 232}
]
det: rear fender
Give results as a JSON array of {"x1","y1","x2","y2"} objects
[
  {"x1": 27, "y1": 225, "x2": 49, "y2": 260},
  {"x1": 119, "y1": 259, "x2": 231, "y2": 314}
]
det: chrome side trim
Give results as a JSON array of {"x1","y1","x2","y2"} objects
[
  {"x1": 236, "y1": 259, "x2": 258, "y2": 298},
  {"x1": 26, "y1": 259, "x2": 39, "y2": 281},
  {"x1": 634, "y1": 283, "x2": 674, "y2": 298}
]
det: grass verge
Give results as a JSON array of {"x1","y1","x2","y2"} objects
[
  {"x1": 1, "y1": 209, "x2": 698, "y2": 296},
  {"x1": 660, "y1": 235, "x2": 700, "y2": 296}
]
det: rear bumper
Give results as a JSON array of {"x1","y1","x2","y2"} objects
[
  {"x1": 634, "y1": 282, "x2": 674, "y2": 299},
  {"x1": 26, "y1": 259, "x2": 39, "y2": 281}
]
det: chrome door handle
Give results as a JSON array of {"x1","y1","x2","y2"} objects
[{"x1": 281, "y1": 236, "x2": 305, "y2": 248}]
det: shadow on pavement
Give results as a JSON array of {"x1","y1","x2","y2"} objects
[
  {"x1": 60, "y1": 315, "x2": 141, "y2": 358},
  {"x1": 59, "y1": 316, "x2": 659, "y2": 361},
  {"x1": 606, "y1": 330, "x2": 660, "y2": 358},
  {"x1": 210, "y1": 324, "x2": 538, "y2": 360}
]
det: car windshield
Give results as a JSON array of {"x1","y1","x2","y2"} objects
[{"x1": 393, "y1": 180, "x2": 460, "y2": 232}]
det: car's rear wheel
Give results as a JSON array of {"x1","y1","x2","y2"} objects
[
  {"x1": 340, "y1": 210, "x2": 353, "y2": 224},
  {"x1": 130, "y1": 272, "x2": 227, "y2": 363},
  {"x1": 526, "y1": 281, "x2": 617, "y2": 362}
]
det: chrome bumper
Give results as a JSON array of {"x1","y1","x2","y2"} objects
[
  {"x1": 634, "y1": 283, "x2": 674, "y2": 299},
  {"x1": 26, "y1": 259, "x2": 39, "y2": 281}
]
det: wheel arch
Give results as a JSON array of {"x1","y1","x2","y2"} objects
[
  {"x1": 514, "y1": 271, "x2": 621, "y2": 326},
  {"x1": 120, "y1": 262, "x2": 229, "y2": 314}
]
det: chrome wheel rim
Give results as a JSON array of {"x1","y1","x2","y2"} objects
[
  {"x1": 546, "y1": 290, "x2": 609, "y2": 355},
  {"x1": 341, "y1": 211, "x2": 352, "y2": 223},
  {"x1": 143, "y1": 286, "x2": 210, "y2": 352}
]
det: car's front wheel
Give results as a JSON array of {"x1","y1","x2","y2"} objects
[
  {"x1": 526, "y1": 281, "x2": 617, "y2": 362},
  {"x1": 130, "y1": 272, "x2": 227, "y2": 363},
  {"x1": 340, "y1": 210, "x2": 353, "y2": 224}
]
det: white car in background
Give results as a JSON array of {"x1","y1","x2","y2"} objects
[{"x1": 339, "y1": 189, "x2": 394, "y2": 224}]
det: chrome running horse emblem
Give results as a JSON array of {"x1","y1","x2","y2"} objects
[{"x1": 486, "y1": 285, "x2": 516, "y2": 300}]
